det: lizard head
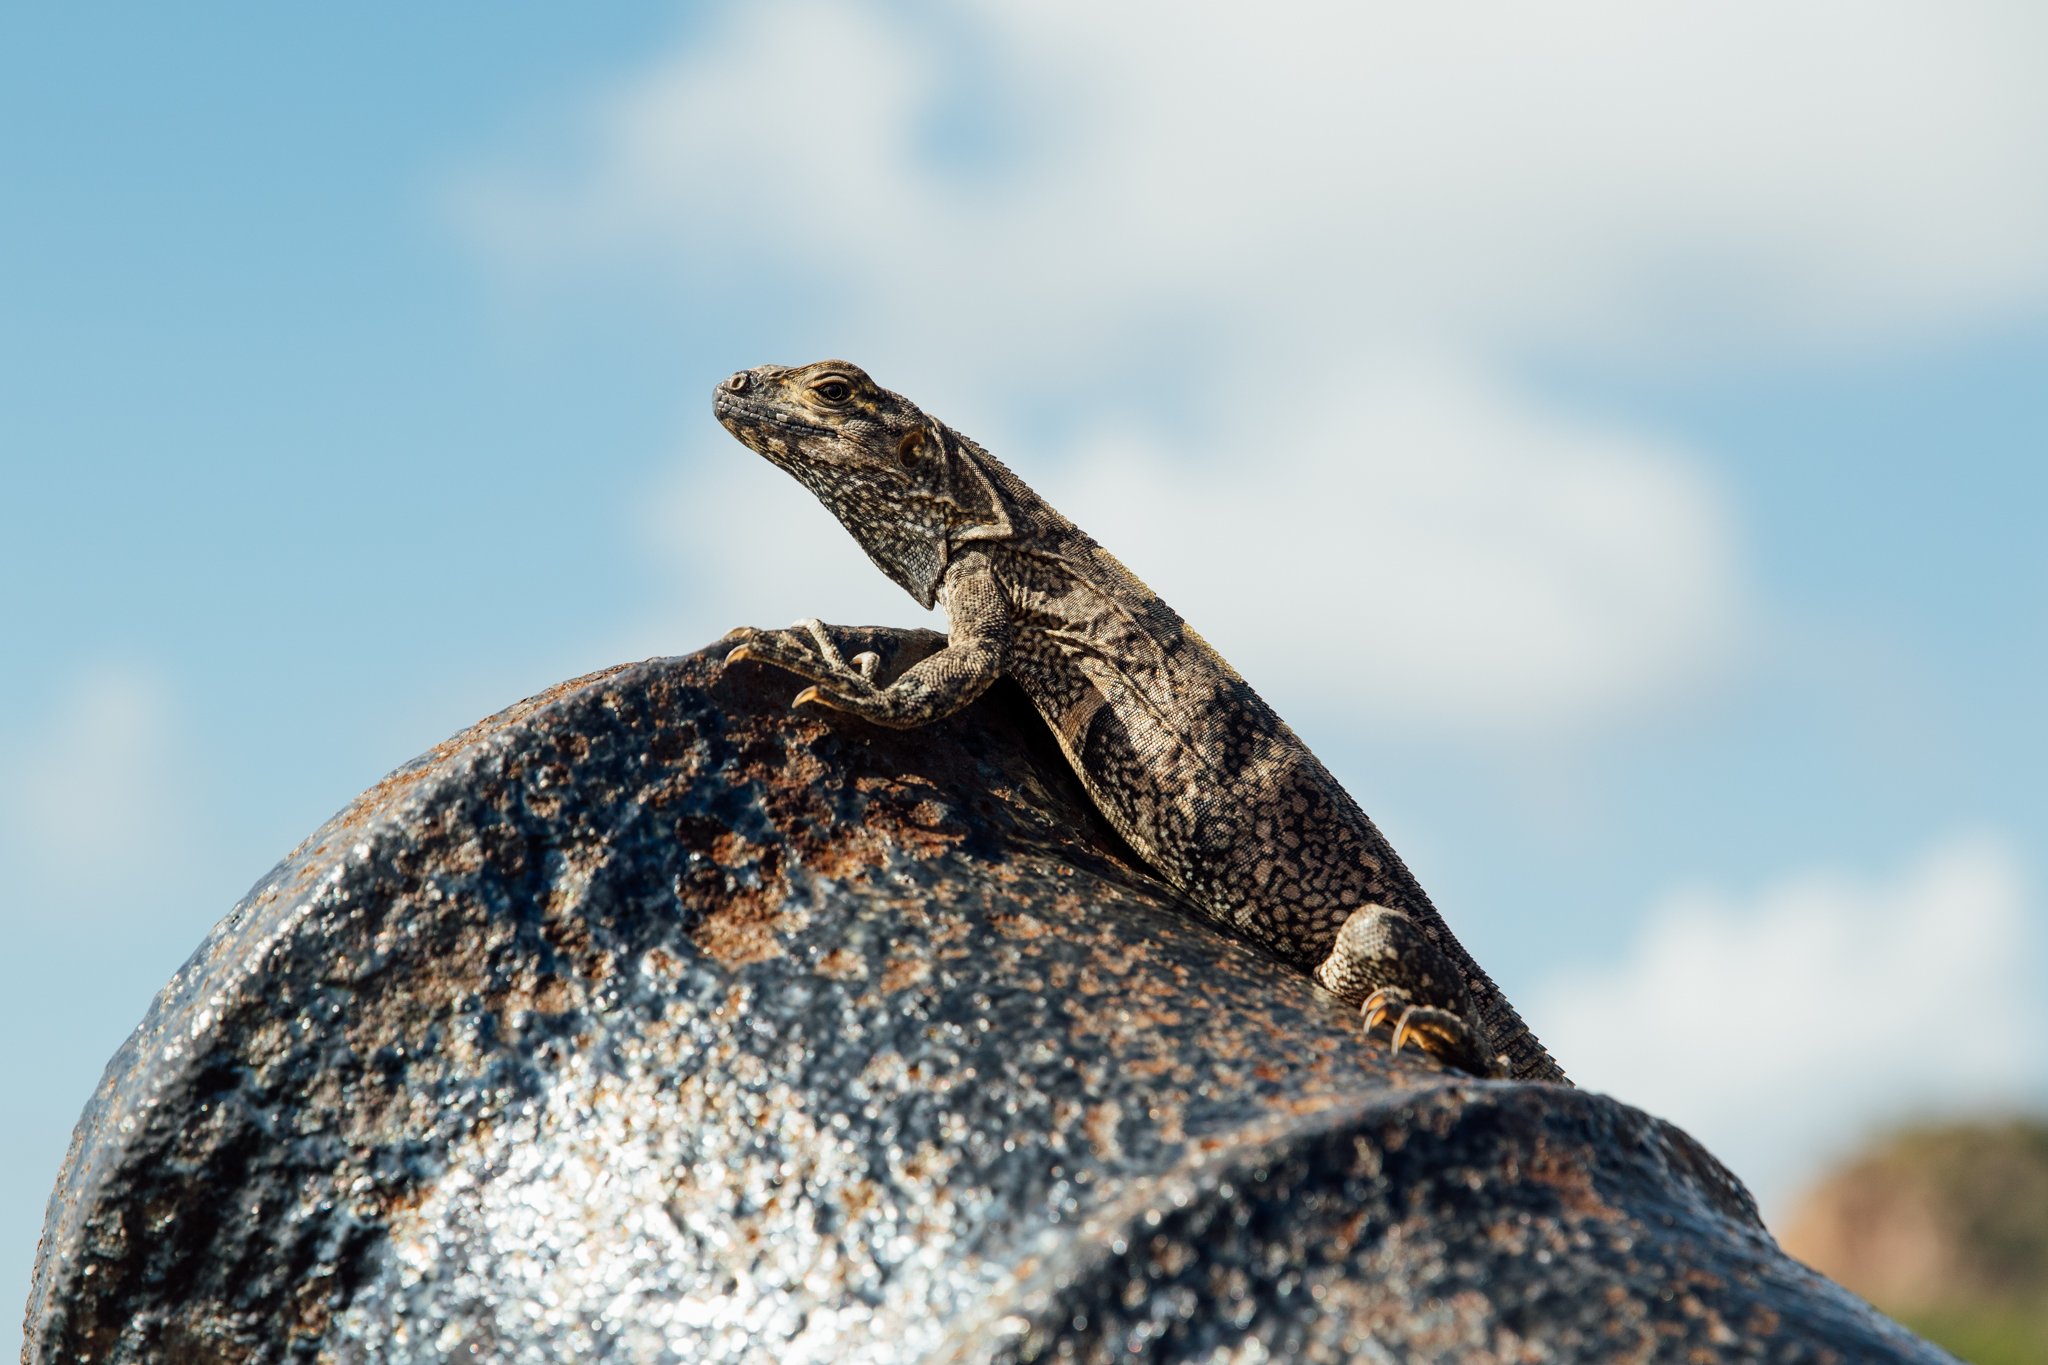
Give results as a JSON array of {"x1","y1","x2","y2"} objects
[{"x1": 714, "y1": 360, "x2": 1011, "y2": 608}]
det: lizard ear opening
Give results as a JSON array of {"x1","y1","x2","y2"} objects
[{"x1": 895, "y1": 426, "x2": 926, "y2": 466}]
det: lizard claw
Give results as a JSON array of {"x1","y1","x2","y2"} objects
[
  {"x1": 1389, "y1": 1009, "x2": 1417, "y2": 1058},
  {"x1": 792, "y1": 685, "x2": 827, "y2": 709},
  {"x1": 1361, "y1": 986, "x2": 1399, "y2": 1034}
]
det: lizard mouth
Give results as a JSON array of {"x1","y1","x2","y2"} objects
[{"x1": 713, "y1": 392, "x2": 835, "y2": 441}]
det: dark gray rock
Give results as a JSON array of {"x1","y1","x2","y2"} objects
[{"x1": 24, "y1": 631, "x2": 1953, "y2": 1363}]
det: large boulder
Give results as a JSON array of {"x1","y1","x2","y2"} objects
[{"x1": 24, "y1": 631, "x2": 1952, "y2": 1363}]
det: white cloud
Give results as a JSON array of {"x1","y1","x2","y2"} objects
[
  {"x1": 621, "y1": 433, "x2": 938, "y2": 667},
  {"x1": 1534, "y1": 833, "x2": 2041, "y2": 1217},
  {"x1": 0, "y1": 667, "x2": 183, "y2": 912},
  {"x1": 461, "y1": 1, "x2": 2048, "y2": 380},
  {"x1": 1032, "y1": 357, "x2": 1744, "y2": 735}
]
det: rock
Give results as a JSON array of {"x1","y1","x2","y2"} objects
[{"x1": 24, "y1": 630, "x2": 1953, "y2": 1363}]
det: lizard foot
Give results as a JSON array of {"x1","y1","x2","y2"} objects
[
  {"x1": 722, "y1": 621, "x2": 954, "y2": 726},
  {"x1": 1359, "y1": 986, "x2": 1502, "y2": 1078},
  {"x1": 1316, "y1": 905, "x2": 1507, "y2": 1079},
  {"x1": 722, "y1": 620, "x2": 885, "y2": 709}
]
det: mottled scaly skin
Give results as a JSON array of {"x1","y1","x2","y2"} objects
[{"x1": 714, "y1": 361, "x2": 1566, "y2": 1084}]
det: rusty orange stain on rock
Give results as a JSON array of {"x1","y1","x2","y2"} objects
[
  {"x1": 879, "y1": 949, "x2": 931, "y2": 994},
  {"x1": 814, "y1": 947, "x2": 866, "y2": 980}
]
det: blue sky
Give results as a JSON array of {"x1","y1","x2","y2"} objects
[{"x1": 5, "y1": 4, "x2": 2046, "y2": 1345}]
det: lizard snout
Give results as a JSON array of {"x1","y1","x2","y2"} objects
[{"x1": 720, "y1": 370, "x2": 753, "y2": 395}]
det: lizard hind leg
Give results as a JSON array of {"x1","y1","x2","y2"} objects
[{"x1": 1314, "y1": 905, "x2": 1507, "y2": 1079}]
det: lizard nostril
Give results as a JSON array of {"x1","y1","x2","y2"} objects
[{"x1": 721, "y1": 371, "x2": 752, "y2": 395}]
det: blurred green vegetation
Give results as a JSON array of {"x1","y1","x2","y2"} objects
[
  {"x1": 1782, "y1": 1117, "x2": 2048, "y2": 1365},
  {"x1": 1896, "y1": 1307, "x2": 2046, "y2": 1365}
]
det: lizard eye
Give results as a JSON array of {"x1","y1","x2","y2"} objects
[{"x1": 811, "y1": 378, "x2": 854, "y2": 405}]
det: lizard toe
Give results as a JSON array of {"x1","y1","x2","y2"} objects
[
  {"x1": 1384, "y1": 1004, "x2": 1506, "y2": 1079},
  {"x1": 1360, "y1": 985, "x2": 1409, "y2": 1034}
]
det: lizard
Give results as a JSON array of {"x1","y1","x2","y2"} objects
[{"x1": 712, "y1": 360, "x2": 1568, "y2": 1084}]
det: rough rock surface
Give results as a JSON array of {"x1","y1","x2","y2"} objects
[{"x1": 24, "y1": 630, "x2": 1952, "y2": 1363}]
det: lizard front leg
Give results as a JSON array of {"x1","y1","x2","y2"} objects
[
  {"x1": 1314, "y1": 906, "x2": 1507, "y2": 1079},
  {"x1": 723, "y1": 553, "x2": 1012, "y2": 729}
]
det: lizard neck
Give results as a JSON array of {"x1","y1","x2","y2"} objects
[{"x1": 934, "y1": 423, "x2": 1033, "y2": 554}]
